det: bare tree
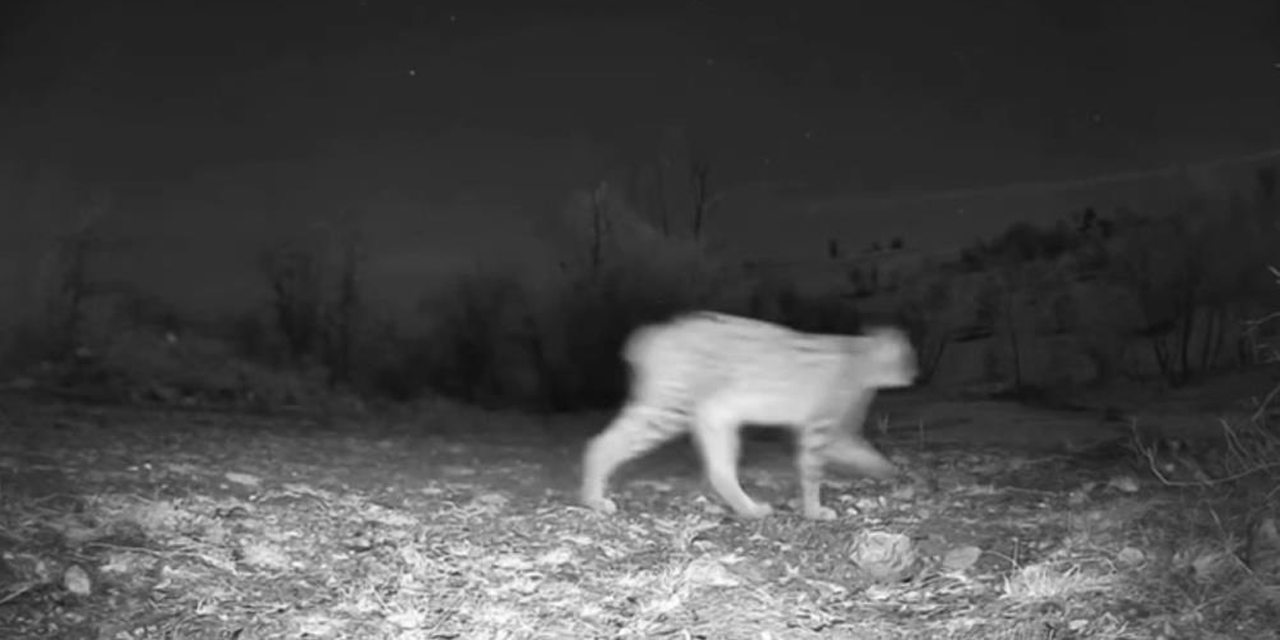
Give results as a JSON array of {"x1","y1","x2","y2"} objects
[
  {"x1": 53, "y1": 227, "x2": 94, "y2": 353},
  {"x1": 689, "y1": 159, "x2": 712, "y2": 240},
  {"x1": 260, "y1": 241, "x2": 323, "y2": 365},
  {"x1": 1109, "y1": 212, "x2": 1213, "y2": 385},
  {"x1": 998, "y1": 271, "x2": 1024, "y2": 388},
  {"x1": 1258, "y1": 165, "x2": 1277, "y2": 202},
  {"x1": 655, "y1": 158, "x2": 670, "y2": 236},
  {"x1": 975, "y1": 270, "x2": 1024, "y2": 388},
  {"x1": 895, "y1": 274, "x2": 956, "y2": 384},
  {"x1": 589, "y1": 182, "x2": 607, "y2": 274},
  {"x1": 47, "y1": 193, "x2": 112, "y2": 357},
  {"x1": 322, "y1": 213, "x2": 365, "y2": 388}
]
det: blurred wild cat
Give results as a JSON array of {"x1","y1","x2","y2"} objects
[{"x1": 580, "y1": 311, "x2": 917, "y2": 520}]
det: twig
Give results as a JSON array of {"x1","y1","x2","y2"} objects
[
  {"x1": 0, "y1": 581, "x2": 41, "y2": 606},
  {"x1": 1250, "y1": 379, "x2": 1280, "y2": 425}
]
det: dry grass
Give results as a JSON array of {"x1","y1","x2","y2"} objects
[{"x1": 0, "y1": 392, "x2": 1278, "y2": 640}]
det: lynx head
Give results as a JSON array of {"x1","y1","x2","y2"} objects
[{"x1": 859, "y1": 326, "x2": 918, "y2": 388}]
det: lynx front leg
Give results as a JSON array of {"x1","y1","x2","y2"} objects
[
  {"x1": 693, "y1": 400, "x2": 773, "y2": 519},
  {"x1": 796, "y1": 430, "x2": 838, "y2": 521},
  {"x1": 815, "y1": 392, "x2": 896, "y2": 480}
]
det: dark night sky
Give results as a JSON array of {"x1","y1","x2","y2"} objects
[{"x1": 2, "y1": 0, "x2": 1279, "y2": 314}]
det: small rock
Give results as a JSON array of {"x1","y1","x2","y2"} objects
[
  {"x1": 63, "y1": 565, "x2": 92, "y2": 596},
  {"x1": 849, "y1": 530, "x2": 916, "y2": 582},
  {"x1": 941, "y1": 545, "x2": 982, "y2": 572},
  {"x1": 1117, "y1": 547, "x2": 1146, "y2": 567},
  {"x1": 889, "y1": 484, "x2": 916, "y2": 501}
]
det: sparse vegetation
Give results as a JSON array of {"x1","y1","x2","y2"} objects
[{"x1": 2, "y1": 164, "x2": 1279, "y2": 639}]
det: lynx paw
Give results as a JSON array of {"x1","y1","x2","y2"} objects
[
  {"x1": 582, "y1": 495, "x2": 619, "y2": 514},
  {"x1": 734, "y1": 501, "x2": 774, "y2": 519},
  {"x1": 803, "y1": 505, "x2": 839, "y2": 521}
]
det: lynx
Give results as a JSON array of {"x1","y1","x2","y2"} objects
[{"x1": 580, "y1": 311, "x2": 918, "y2": 520}]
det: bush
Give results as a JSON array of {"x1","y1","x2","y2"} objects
[
  {"x1": 532, "y1": 264, "x2": 709, "y2": 410},
  {"x1": 391, "y1": 256, "x2": 709, "y2": 412},
  {"x1": 371, "y1": 181, "x2": 745, "y2": 411},
  {"x1": 0, "y1": 319, "x2": 66, "y2": 378},
  {"x1": 412, "y1": 269, "x2": 532, "y2": 407}
]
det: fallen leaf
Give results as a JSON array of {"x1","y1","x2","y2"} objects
[
  {"x1": 684, "y1": 556, "x2": 741, "y2": 587},
  {"x1": 474, "y1": 492, "x2": 508, "y2": 507},
  {"x1": 240, "y1": 542, "x2": 290, "y2": 570},
  {"x1": 387, "y1": 609, "x2": 428, "y2": 629},
  {"x1": 494, "y1": 554, "x2": 533, "y2": 570},
  {"x1": 224, "y1": 472, "x2": 261, "y2": 487},
  {"x1": 1107, "y1": 475, "x2": 1139, "y2": 493},
  {"x1": 535, "y1": 547, "x2": 573, "y2": 566}
]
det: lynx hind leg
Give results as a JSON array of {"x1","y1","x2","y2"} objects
[
  {"x1": 822, "y1": 433, "x2": 897, "y2": 480},
  {"x1": 694, "y1": 399, "x2": 774, "y2": 519},
  {"x1": 580, "y1": 404, "x2": 684, "y2": 514},
  {"x1": 796, "y1": 428, "x2": 839, "y2": 521}
]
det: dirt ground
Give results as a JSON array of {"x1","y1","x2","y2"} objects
[{"x1": 1, "y1": 384, "x2": 1278, "y2": 639}]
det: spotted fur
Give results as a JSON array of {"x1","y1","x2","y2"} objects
[{"x1": 580, "y1": 311, "x2": 918, "y2": 520}]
